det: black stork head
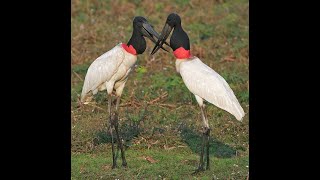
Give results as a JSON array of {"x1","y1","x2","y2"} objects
[
  {"x1": 151, "y1": 13, "x2": 190, "y2": 55},
  {"x1": 127, "y1": 16, "x2": 168, "y2": 54}
]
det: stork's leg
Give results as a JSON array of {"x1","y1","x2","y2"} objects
[
  {"x1": 193, "y1": 95, "x2": 210, "y2": 174},
  {"x1": 198, "y1": 127, "x2": 206, "y2": 171},
  {"x1": 205, "y1": 129, "x2": 211, "y2": 170},
  {"x1": 201, "y1": 106, "x2": 211, "y2": 170},
  {"x1": 108, "y1": 94, "x2": 117, "y2": 169},
  {"x1": 114, "y1": 96, "x2": 127, "y2": 167}
]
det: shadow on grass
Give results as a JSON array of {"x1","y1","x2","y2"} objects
[
  {"x1": 179, "y1": 126, "x2": 236, "y2": 158},
  {"x1": 93, "y1": 106, "x2": 148, "y2": 148},
  {"x1": 94, "y1": 120, "x2": 140, "y2": 147}
]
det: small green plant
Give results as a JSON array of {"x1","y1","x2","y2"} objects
[
  {"x1": 175, "y1": 0, "x2": 190, "y2": 7},
  {"x1": 136, "y1": 66, "x2": 147, "y2": 80},
  {"x1": 72, "y1": 63, "x2": 90, "y2": 75}
]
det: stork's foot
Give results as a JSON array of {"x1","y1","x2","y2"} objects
[
  {"x1": 122, "y1": 162, "x2": 128, "y2": 168},
  {"x1": 192, "y1": 166, "x2": 205, "y2": 175},
  {"x1": 114, "y1": 113, "x2": 119, "y2": 122},
  {"x1": 111, "y1": 164, "x2": 118, "y2": 169}
]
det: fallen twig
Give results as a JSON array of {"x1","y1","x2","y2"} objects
[
  {"x1": 157, "y1": 103, "x2": 176, "y2": 108},
  {"x1": 72, "y1": 71, "x2": 84, "y2": 81},
  {"x1": 148, "y1": 92, "x2": 168, "y2": 104},
  {"x1": 85, "y1": 103, "x2": 106, "y2": 112},
  {"x1": 222, "y1": 56, "x2": 237, "y2": 62}
]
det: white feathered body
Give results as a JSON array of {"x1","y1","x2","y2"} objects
[
  {"x1": 176, "y1": 57, "x2": 245, "y2": 121},
  {"x1": 81, "y1": 43, "x2": 137, "y2": 102}
]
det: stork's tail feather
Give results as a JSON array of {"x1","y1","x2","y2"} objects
[
  {"x1": 80, "y1": 94, "x2": 86, "y2": 103},
  {"x1": 231, "y1": 102, "x2": 245, "y2": 121},
  {"x1": 80, "y1": 87, "x2": 87, "y2": 103},
  {"x1": 80, "y1": 93, "x2": 93, "y2": 104},
  {"x1": 80, "y1": 85, "x2": 93, "y2": 104}
]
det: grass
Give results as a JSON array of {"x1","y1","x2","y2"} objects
[
  {"x1": 72, "y1": 149, "x2": 248, "y2": 179},
  {"x1": 72, "y1": 0, "x2": 249, "y2": 179}
]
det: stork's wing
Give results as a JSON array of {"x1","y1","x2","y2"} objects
[
  {"x1": 180, "y1": 58, "x2": 245, "y2": 121},
  {"x1": 81, "y1": 44, "x2": 125, "y2": 102}
]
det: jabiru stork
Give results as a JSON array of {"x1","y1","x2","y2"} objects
[
  {"x1": 151, "y1": 13, "x2": 245, "y2": 173},
  {"x1": 81, "y1": 16, "x2": 167, "y2": 169}
]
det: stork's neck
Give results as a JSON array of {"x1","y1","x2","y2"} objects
[
  {"x1": 126, "y1": 29, "x2": 146, "y2": 55},
  {"x1": 173, "y1": 47, "x2": 192, "y2": 59},
  {"x1": 171, "y1": 25, "x2": 192, "y2": 59}
]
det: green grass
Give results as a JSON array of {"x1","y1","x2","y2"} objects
[
  {"x1": 72, "y1": 0, "x2": 248, "y2": 179},
  {"x1": 72, "y1": 149, "x2": 248, "y2": 179}
]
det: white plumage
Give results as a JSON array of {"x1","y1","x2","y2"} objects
[
  {"x1": 81, "y1": 43, "x2": 137, "y2": 102},
  {"x1": 176, "y1": 57, "x2": 245, "y2": 121}
]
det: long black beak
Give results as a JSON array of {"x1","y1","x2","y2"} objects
[
  {"x1": 141, "y1": 22, "x2": 169, "y2": 52},
  {"x1": 151, "y1": 23, "x2": 172, "y2": 55}
]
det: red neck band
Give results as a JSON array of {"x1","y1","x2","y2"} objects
[
  {"x1": 173, "y1": 47, "x2": 192, "y2": 59},
  {"x1": 121, "y1": 43, "x2": 137, "y2": 55}
]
